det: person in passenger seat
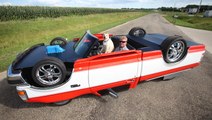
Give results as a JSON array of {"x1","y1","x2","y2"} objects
[
  {"x1": 114, "y1": 36, "x2": 129, "y2": 51},
  {"x1": 102, "y1": 33, "x2": 114, "y2": 53}
]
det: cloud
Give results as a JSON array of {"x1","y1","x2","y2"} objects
[
  {"x1": 0, "y1": 2, "x2": 12, "y2": 6},
  {"x1": 34, "y1": 0, "x2": 64, "y2": 6}
]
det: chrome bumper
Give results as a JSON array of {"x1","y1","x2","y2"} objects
[{"x1": 7, "y1": 65, "x2": 26, "y2": 86}]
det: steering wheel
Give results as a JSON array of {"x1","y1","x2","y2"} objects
[{"x1": 89, "y1": 44, "x2": 102, "y2": 56}]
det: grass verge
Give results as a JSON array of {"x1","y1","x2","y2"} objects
[
  {"x1": 162, "y1": 12, "x2": 212, "y2": 31},
  {"x1": 0, "y1": 12, "x2": 149, "y2": 71}
]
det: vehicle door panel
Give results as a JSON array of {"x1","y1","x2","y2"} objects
[{"x1": 89, "y1": 50, "x2": 141, "y2": 91}]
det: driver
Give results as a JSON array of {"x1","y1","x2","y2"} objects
[
  {"x1": 101, "y1": 33, "x2": 114, "y2": 53},
  {"x1": 114, "y1": 36, "x2": 129, "y2": 51}
]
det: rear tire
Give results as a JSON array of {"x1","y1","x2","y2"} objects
[
  {"x1": 161, "y1": 36, "x2": 187, "y2": 63},
  {"x1": 32, "y1": 57, "x2": 66, "y2": 87},
  {"x1": 129, "y1": 27, "x2": 146, "y2": 37}
]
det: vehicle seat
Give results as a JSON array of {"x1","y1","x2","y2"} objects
[
  {"x1": 111, "y1": 36, "x2": 120, "y2": 49},
  {"x1": 127, "y1": 44, "x2": 135, "y2": 50}
]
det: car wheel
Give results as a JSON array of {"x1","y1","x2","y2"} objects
[
  {"x1": 129, "y1": 27, "x2": 146, "y2": 37},
  {"x1": 50, "y1": 37, "x2": 67, "y2": 46},
  {"x1": 161, "y1": 36, "x2": 187, "y2": 63},
  {"x1": 53, "y1": 100, "x2": 71, "y2": 106},
  {"x1": 32, "y1": 57, "x2": 66, "y2": 87}
]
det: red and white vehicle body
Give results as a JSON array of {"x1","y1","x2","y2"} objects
[{"x1": 7, "y1": 28, "x2": 205, "y2": 104}]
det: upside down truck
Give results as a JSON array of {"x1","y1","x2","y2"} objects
[{"x1": 7, "y1": 27, "x2": 205, "y2": 105}]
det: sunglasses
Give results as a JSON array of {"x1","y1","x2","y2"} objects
[{"x1": 120, "y1": 41, "x2": 127, "y2": 43}]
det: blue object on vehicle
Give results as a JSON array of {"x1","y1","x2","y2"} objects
[{"x1": 46, "y1": 45, "x2": 65, "y2": 54}]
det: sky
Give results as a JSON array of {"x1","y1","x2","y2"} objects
[{"x1": 0, "y1": 0, "x2": 212, "y2": 8}]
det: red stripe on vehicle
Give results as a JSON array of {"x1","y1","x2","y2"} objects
[
  {"x1": 140, "y1": 63, "x2": 200, "y2": 81},
  {"x1": 93, "y1": 34, "x2": 113, "y2": 41},
  {"x1": 89, "y1": 52, "x2": 141, "y2": 70},
  {"x1": 74, "y1": 59, "x2": 89, "y2": 72},
  {"x1": 188, "y1": 44, "x2": 205, "y2": 53},
  {"x1": 90, "y1": 60, "x2": 139, "y2": 70},
  {"x1": 142, "y1": 50, "x2": 162, "y2": 60},
  {"x1": 74, "y1": 50, "x2": 141, "y2": 72}
]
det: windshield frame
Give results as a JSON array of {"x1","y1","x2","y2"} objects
[{"x1": 74, "y1": 31, "x2": 99, "y2": 58}]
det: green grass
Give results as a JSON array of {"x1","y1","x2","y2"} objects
[
  {"x1": 0, "y1": 12, "x2": 149, "y2": 71},
  {"x1": 162, "y1": 12, "x2": 212, "y2": 31}
]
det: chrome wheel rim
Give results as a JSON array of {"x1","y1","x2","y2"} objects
[
  {"x1": 36, "y1": 64, "x2": 62, "y2": 85},
  {"x1": 167, "y1": 41, "x2": 185, "y2": 62},
  {"x1": 52, "y1": 40, "x2": 65, "y2": 45}
]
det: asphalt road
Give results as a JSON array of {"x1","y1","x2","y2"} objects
[
  {"x1": 0, "y1": 13, "x2": 212, "y2": 120},
  {"x1": 176, "y1": 26, "x2": 212, "y2": 54}
]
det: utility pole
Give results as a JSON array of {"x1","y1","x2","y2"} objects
[{"x1": 199, "y1": 0, "x2": 202, "y2": 13}]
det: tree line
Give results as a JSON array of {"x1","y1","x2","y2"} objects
[{"x1": 159, "y1": 5, "x2": 212, "y2": 12}]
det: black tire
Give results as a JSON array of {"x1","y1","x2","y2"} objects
[
  {"x1": 53, "y1": 100, "x2": 71, "y2": 106},
  {"x1": 129, "y1": 27, "x2": 146, "y2": 37},
  {"x1": 50, "y1": 37, "x2": 67, "y2": 47},
  {"x1": 32, "y1": 57, "x2": 66, "y2": 87},
  {"x1": 161, "y1": 36, "x2": 187, "y2": 63}
]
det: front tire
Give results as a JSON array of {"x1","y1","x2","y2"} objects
[{"x1": 32, "y1": 57, "x2": 66, "y2": 87}]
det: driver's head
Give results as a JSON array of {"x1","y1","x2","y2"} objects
[{"x1": 119, "y1": 36, "x2": 128, "y2": 48}]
